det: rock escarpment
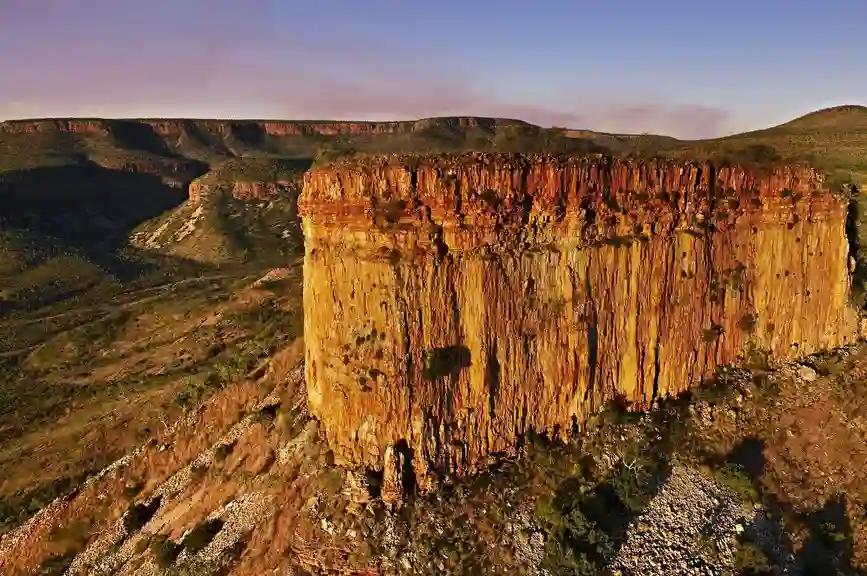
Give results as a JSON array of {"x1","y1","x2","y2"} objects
[
  {"x1": 187, "y1": 179, "x2": 294, "y2": 204},
  {"x1": 0, "y1": 116, "x2": 527, "y2": 139},
  {"x1": 299, "y1": 153, "x2": 860, "y2": 497}
]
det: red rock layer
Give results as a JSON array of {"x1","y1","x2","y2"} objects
[
  {"x1": 0, "y1": 119, "x2": 111, "y2": 135},
  {"x1": 299, "y1": 153, "x2": 860, "y2": 499},
  {"x1": 0, "y1": 117, "x2": 524, "y2": 138},
  {"x1": 188, "y1": 180, "x2": 294, "y2": 203}
]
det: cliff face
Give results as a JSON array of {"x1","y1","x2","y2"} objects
[
  {"x1": 0, "y1": 116, "x2": 525, "y2": 138},
  {"x1": 299, "y1": 153, "x2": 860, "y2": 498},
  {"x1": 0, "y1": 119, "x2": 112, "y2": 135},
  {"x1": 188, "y1": 179, "x2": 294, "y2": 203}
]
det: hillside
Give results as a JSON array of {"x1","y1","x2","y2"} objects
[
  {"x1": 0, "y1": 116, "x2": 609, "y2": 173},
  {"x1": 661, "y1": 105, "x2": 867, "y2": 187}
]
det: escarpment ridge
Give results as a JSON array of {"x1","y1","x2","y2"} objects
[
  {"x1": 0, "y1": 116, "x2": 529, "y2": 138},
  {"x1": 300, "y1": 153, "x2": 861, "y2": 499}
]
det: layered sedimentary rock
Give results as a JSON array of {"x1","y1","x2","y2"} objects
[
  {"x1": 299, "y1": 153, "x2": 860, "y2": 495},
  {"x1": 0, "y1": 116, "x2": 525, "y2": 138},
  {"x1": 188, "y1": 179, "x2": 294, "y2": 203}
]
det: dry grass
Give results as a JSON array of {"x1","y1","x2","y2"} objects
[
  {"x1": 0, "y1": 265, "x2": 302, "y2": 538},
  {"x1": 0, "y1": 338, "x2": 304, "y2": 574}
]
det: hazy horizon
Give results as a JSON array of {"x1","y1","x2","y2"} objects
[{"x1": 2, "y1": 0, "x2": 865, "y2": 138}]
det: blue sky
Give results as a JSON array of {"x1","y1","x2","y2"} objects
[{"x1": 0, "y1": 0, "x2": 864, "y2": 137}]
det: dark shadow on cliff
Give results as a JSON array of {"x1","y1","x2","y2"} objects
[
  {"x1": 394, "y1": 439, "x2": 418, "y2": 499},
  {"x1": 0, "y1": 163, "x2": 188, "y2": 254},
  {"x1": 422, "y1": 346, "x2": 471, "y2": 381},
  {"x1": 109, "y1": 121, "x2": 177, "y2": 156},
  {"x1": 845, "y1": 184, "x2": 867, "y2": 309}
]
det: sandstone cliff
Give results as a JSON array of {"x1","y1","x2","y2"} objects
[
  {"x1": 0, "y1": 116, "x2": 527, "y2": 138},
  {"x1": 187, "y1": 179, "x2": 294, "y2": 203},
  {"x1": 299, "y1": 153, "x2": 860, "y2": 498}
]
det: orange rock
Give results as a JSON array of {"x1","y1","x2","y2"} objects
[
  {"x1": 299, "y1": 153, "x2": 860, "y2": 500},
  {"x1": 0, "y1": 116, "x2": 524, "y2": 140},
  {"x1": 0, "y1": 119, "x2": 110, "y2": 135},
  {"x1": 231, "y1": 181, "x2": 293, "y2": 202}
]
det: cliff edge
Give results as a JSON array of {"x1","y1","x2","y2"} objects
[{"x1": 299, "y1": 153, "x2": 861, "y2": 499}]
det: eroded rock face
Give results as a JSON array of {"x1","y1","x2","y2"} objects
[
  {"x1": 299, "y1": 153, "x2": 860, "y2": 495},
  {"x1": 188, "y1": 180, "x2": 294, "y2": 203},
  {"x1": 0, "y1": 117, "x2": 525, "y2": 138}
]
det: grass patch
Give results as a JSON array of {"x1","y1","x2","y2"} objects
[{"x1": 713, "y1": 463, "x2": 759, "y2": 503}]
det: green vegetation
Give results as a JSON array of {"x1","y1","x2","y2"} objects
[
  {"x1": 661, "y1": 105, "x2": 867, "y2": 186},
  {"x1": 0, "y1": 474, "x2": 90, "y2": 536},
  {"x1": 3, "y1": 107, "x2": 867, "y2": 572},
  {"x1": 182, "y1": 518, "x2": 224, "y2": 554},
  {"x1": 149, "y1": 534, "x2": 182, "y2": 568},
  {"x1": 214, "y1": 442, "x2": 234, "y2": 463},
  {"x1": 123, "y1": 498, "x2": 162, "y2": 533},
  {"x1": 713, "y1": 463, "x2": 759, "y2": 503},
  {"x1": 535, "y1": 489, "x2": 614, "y2": 575},
  {"x1": 734, "y1": 541, "x2": 773, "y2": 575},
  {"x1": 0, "y1": 260, "x2": 303, "y2": 536},
  {"x1": 196, "y1": 157, "x2": 308, "y2": 185}
]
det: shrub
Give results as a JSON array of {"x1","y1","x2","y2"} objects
[
  {"x1": 182, "y1": 518, "x2": 224, "y2": 554},
  {"x1": 123, "y1": 497, "x2": 161, "y2": 533},
  {"x1": 149, "y1": 534, "x2": 181, "y2": 568},
  {"x1": 535, "y1": 487, "x2": 615, "y2": 576},
  {"x1": 214, "y1": 442, "x2": 234, "y2": 463},
  {"x1": 37, "y1": 552, "x2": 77, "y2": 576},
  {"x1": 122, "y1": 480, "x2": 144, "y2": 499},
  {"x1": 734, "y1": 541, "x2": 773, "y2": 575},
  {"x1": 715, "y1": 463, "x2": 758, "y2": 503},
  {"x1": 743, "y1": 345, "x2": 771, "y2": 372},
  {"x1": 210, "y1": 356, "x2": 248, "y2": 386},
  {"x1": 597, "y1": 396, "x2": 642, "y2": 426}
]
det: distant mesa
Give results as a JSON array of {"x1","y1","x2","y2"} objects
[{"x1": 0, "y1": 116, "x2": 532, "y2": 138}]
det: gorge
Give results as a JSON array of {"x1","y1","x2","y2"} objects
[{"x1": 299, "y1": 153, "x2": 861, "y2": 499}]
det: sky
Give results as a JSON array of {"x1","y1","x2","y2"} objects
[{"x1": 0, "y1": 0, "x2": 865, "y2": 138}]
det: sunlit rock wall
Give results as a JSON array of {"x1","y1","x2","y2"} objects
[{"x1": 299, "y1": 153, "x2": 859, "y2": 495}]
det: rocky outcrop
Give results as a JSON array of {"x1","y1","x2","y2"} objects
[
  {"x1": 0, "y1": 119, "x2": 111, "y2": 135},
  {"x1": 299, "y1": 153, "x2": 860, "y2": 497},
  {"x1": 229, "y1": 181, "x2": 294, "y2": 202},
  {"x1": 188, "y1": 179, "x2": 294, "y2": 203}
]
